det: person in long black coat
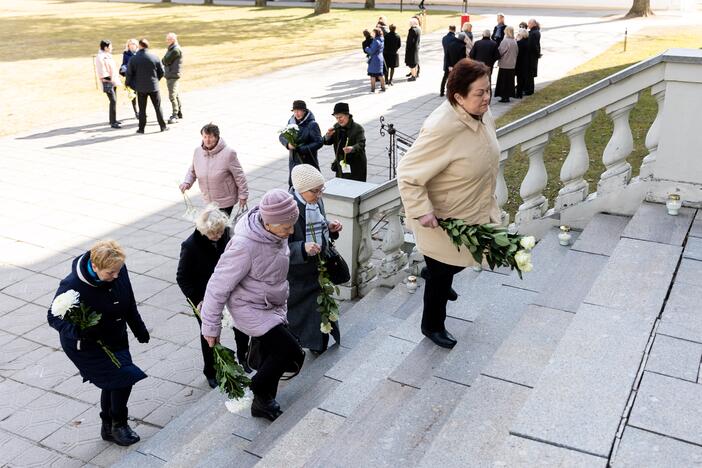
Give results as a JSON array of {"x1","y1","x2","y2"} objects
[
  {"x1": 279, "y1": 100, "x2": 323, "y2": 187},
  {"x1": 176, "y1": 206, "x2": 251, "y2": 388},
  {"x1": 440, "y1": 26, "x2": 456, "y2": 97},
  {"x1": 48, "y1": 240, "x2": 149, "y2": 447},
  {"x1": 286, "y1": 165, "x2": 342, "y2": 354},
  {"x1": 515, "y1": 30, "x2": 530, "y2": 98},
  {"x1": 125, "y1": 38, "x2": 167, "y2": 133},
  {"x1": 405, "y1": 18, "x2": 421, "y2": 81},
  {"x1": 469, "y1": 30, "x2": 500, "y2": 82},
  {"x1": 383, "y1": 24, "x2": 401, "y2": 85},
  {"x1": 525, "y1": 19, "x2": 542, "y2": 95}
]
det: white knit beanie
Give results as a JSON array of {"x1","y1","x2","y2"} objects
[{"x1": 291, "y1": 164, "x2": 326, "y2": 193}]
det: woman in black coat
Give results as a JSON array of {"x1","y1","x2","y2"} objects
[
  {"x1": 48, "y1": 240, "x2": 149, "y2": 447},
  {"x1": 176, "y1": 206, "x2": 251, "y2": 387},
  {"x1": 405, "y1": 18, "x2": 421, "y2": 81},
  {"x1": 383, "y1": 24, "x2": 402, "y2": 85},
  {"x1": 514, "y1": 30, "x2": 530, "y2": 98},
  {"x1": 286, "y1": 165, "x2": 343, "y2": 354}
]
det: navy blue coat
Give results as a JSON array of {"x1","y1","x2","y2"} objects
[
  {"x1": 365, "y1": 37, "x2": 385, "y2": 75},
  {"x1": 442, "y1": 32, "x2": 455, "y2": 72},
  {"x1": 126, "y1": 48, "x2": 164, "y2": 93},
  {"x1": 120, "y1": 50, "x2": 135, "y2": 76},
  {"x1": 279, "y1": 110, "x2": 323, "y2": 176},
  {"x1": 47, "y1": 252, "x2": 148, "y2": 390}
]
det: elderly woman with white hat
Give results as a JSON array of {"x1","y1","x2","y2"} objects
[{"x1": 287, "y1": 164, "x2": 343, "y2": 354}]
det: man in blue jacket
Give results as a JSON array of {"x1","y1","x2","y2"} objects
[
  {"x1": 126, "y1": 38, "x2": 167, "y2": 133},
  {"x1": 279, "y1": 100, "x2": 323, "y2": 187}
]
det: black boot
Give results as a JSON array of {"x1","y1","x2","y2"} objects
[
  {"x1": 420, "y1": 267, "x2": 458, "y2": 301},
  {"x1": 206, "y1": 375, "x2": 218, "y2": 389},
  {"x1": 111, "y1": 422, "x2": 140, "y2": 446},
  {"x1": 251, "y1": 396, "x2": 283, "y2": 422},
  {"x1": 238, "y1": 353, "x2": 253, "y2": 374},
  {"x1": 100, "y1": 412, "x2": 113, "y2": 442}
]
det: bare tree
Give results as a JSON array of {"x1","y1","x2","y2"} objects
[
  {"x1": 314, "y1": 0, "x2": 331, "y2": 14},
  {"x1": 626, "y1": 0, "x2": 653, "y2": 17},
  {"x1": 254, "y1": 0, "x2": 267, "y2": 5},
  {"x1": 365, "y1": 0, "x2": 375, "y2": 8}
]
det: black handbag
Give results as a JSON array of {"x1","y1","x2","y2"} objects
[
  {"x1": 247, "y1": 334, "x2": 305, "y2": 381},
  {"x1": 324, "y1": 241, "x2": 350, "y2": 285}
]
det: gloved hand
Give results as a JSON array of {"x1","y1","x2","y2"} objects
[{"x1": 136, "y1": 330, "x2": 150, "y2": 344}]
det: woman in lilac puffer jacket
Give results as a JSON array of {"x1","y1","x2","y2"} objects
[{"x1": 200, "y1": 189, "x2": 305, "y2": 422}]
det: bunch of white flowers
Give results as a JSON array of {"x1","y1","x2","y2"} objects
[
  {"x1": 51, "y1": 290, "x2": 80, "y2": 318},
  {"x1": 514, "y1": 236, "x2": 535, "y2": 272}
]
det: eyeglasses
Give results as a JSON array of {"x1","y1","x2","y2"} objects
[{"x1": 309, "y1": 187, "x2": 325, "y2": 195}]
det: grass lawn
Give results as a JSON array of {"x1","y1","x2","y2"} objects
[
  {"x1": 0, "y1": 0, "x2": 458, "y2": 136},
  {"x1": 496, "y1": 27, "x2": 702, "y2": 218}
]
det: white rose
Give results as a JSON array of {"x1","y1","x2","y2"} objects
[
  {"x1": 520, "y1": 236, "x2": 536, "y2": 251},
  {"x1": 514, "y1": 250, "x2": 533, "y2": 273},
  {"x1": 328, "y1": 312, "x2": 339, "y2": 322},
  {"x1": 320, "y1": 322, "x2": 333, "y2": 334},
  {"x1": 51, "y1": 290, "x2": 80, "y2": 319}
]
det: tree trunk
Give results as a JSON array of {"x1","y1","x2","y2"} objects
[
  {"x1": 626, "y1": 0, "x2": 653, "y2": 17},
  {"x1": 314, "y1": 0, "x2": 331, "y2": 14},
  {"x1": 204, "y1": 0, "x2": 213, "y2": 4},
  {"x1": 254, "y1": 0, "x2": 267, "y2": 6},
  {"x1": 365, "y1": 0, "x2": 375, "y2": 9}
]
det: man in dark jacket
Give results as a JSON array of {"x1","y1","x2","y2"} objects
[
  {"x1": 492, "y1": 13, "x2": 507, "y2": 45},
  {"x1": 440, "y1": 25, "x2": 456, "y2": 97},
  {"x1": 323, "y1": 102, "x2": 367, "y2": 182},
  {"x1": 126, "y1": 38, "x2": 167, "y2": 133},
  {"x1": 470, "y1": 30, "x2": 500, "y2": 81},
  {"x1": 279, "y1": 100, "x2": 323, "y2": 187},
  {"x1": 525, "y1": 19, "x2": 542, "y2": 95},
  {"x1": 441, "y1": 32, "x2": 467, "y2": 97},
  {"x1": 162, "y1": 32, "x2": 183, "y2": 124}
]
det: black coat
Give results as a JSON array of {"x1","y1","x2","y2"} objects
[
  {"x1": 515, "y1": 38, "x2": 530, "y2": 78},
  {"x1": 470, "y1": 38, "x2": 500, "y2": 69},
  {"x1": 446, "y1": 36, "x2": 467, "y2": 70},
  {"x1": 362, "y1": 37, "x2": 372, "y2": 57},
  {"x1": 492, "y1": 23, "x2": 507, "y2": 45},
  {"x1": 47, "y1": 252, "x2": 148, "y2": 390},
  {"x1": 528, "y1": 28, "x2": 542, "y2": 77},
  {"x1": 286, "y1": 191, "x2": 340, "y2": 351},
  {"x1": 323, "y1": 116, "x2": 367, "y2": 182},
  {"x1": 278, "y1": 110, "x2": 323, "y2": 171},
  {"x1": 442, "y1": 32, "x2": 456, "y2": 72},
  {"x1": 405, "y1": 26, "x2": 421, "y2": 67},
  {"x1": 126, "y1": 48, "x2": 164, "y2": 93},
  {"x1": 176, "y1": 228, "x2": 231, "y2": 306},
  {"x1": 383, "y1": 31, "x2": 401, "y2": 68}
]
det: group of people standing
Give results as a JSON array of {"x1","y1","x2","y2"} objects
[
  {"x1": 94, "y1": 33, "x2": 183, "y2": 132},
  {"x1": 361, "y1": 15, "x2": 423, "y2": 93},
  {"x1": 442, "y1": 14, "x2": 542, "y2": 102}
]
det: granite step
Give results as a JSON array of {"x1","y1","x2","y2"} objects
[{"x1": 509, "y1": 208, "x2": 684, "y2": 460}]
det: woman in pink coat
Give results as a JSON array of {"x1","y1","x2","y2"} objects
[
  {"x1": 200, "y1": 189, "x2": 305, "y2": 421},
  {"x1": 180, "y1": 123, "x2": 249, "y2": 215}
]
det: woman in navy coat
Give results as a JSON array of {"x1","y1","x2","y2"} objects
[
  {"x1": 364, "y1": 28, "x2": 386, "y2": 93},
  {"x1": 48, "y1": 240, "x2": 149, "y2": 447}
]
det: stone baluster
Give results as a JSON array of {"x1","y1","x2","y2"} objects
[
  {"x1": 639, "y1": 83, "x2": 666, "y2": 179},
  {"x1": 555, "y1": 114, "x2": 593, "y2": 211},
  {"x1": 496, "y1": 151, "x2": 510, "y2": 226},
  {"x1": 515, "y1": 133, "x2": 550, "y2": 226},
  {"x1": 356, "y1": 213, "x2": 377, "y2": 291},
  {"x1": 379, "y1": 206, "x2": 408, "y2": 277},
  {"x1": 597, "y1": 93, "x2": 639, "y2": 194}
]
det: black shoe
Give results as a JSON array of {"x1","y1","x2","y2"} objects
[
  {"x1": 408, "y1": 76, "x2": 416, "y2": 82},
  {"x1": 110, "y1": 123, "x2": 121, "y2": 129},
  {"x1": 206, "y1": 376, "x2": 218, "y2": 389},
  {"x1": 115, "y1": 120, "x2": 122, "y2": 125},
  {"x1": 160, "y1": 126, "x2": 169, "y2": 132},
  {"x1": 251, "y1": 397, "x2": 283, "y2": 422},
  {"x1": 177, "y1": 111, "x2": 183, "y2": 119},
  {"x1": 421, "y1": 328, "x2": 457, "y2": 349},
  {"x1": 136, "y1": 129, "x2": 144, "y2": 134},
  {"x1": 405, "y1": 72, "x2": 412, "y2": 77},
  {"x1": 111, "y1": 423, "x2": 140, "y2": 446},
  {"x1": 100, "y1": 415, "x2": 113, "y2": 442},
  {"x1": 419, "y1": 267, "x2": 458, "y2": 301}
]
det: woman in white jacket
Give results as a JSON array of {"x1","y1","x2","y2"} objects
[{"x1": 95, "y1": 40, "x2": 122, "y2": 128}]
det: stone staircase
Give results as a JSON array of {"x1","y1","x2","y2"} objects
[{"x1": 114, "y1": 201, "x2": 702, "y2": 467}]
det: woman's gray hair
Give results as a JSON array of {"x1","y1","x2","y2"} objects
[
  {"x1": 195, "y1": 204, "x2": 229, "y2": 236},
  {"x1": 505, "y1": 26, "x2": 515, "y2": 39}
]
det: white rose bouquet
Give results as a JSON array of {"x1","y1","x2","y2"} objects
[
  {"x1": 279, "y1": 123, "x2": 300, "y2": 147},
  {"x1": 438, "y1": 219, "x2": 535, "y2": 279},
  {"x1": 51, "y1": 290, "x2": 121, "y2": 368}
]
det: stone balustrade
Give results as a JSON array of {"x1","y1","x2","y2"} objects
[{"x1": 325, "y1": 48, "x2": 702, "y2": 298}]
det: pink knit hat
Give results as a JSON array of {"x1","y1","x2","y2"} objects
[{"x1": 259, "y1": 189, "x2": 299, "y2": 225}]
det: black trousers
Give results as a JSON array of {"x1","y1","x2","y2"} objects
[
  {"x1": 194, "y1": 313, "x2": 249, "y2": 379},
  {"x1": 250, "y1": 324, "x2": 304, "y2": 401},
  {"x1": 422, "y1": 256, "x2": 465, "y2": 333},
  {"x1": 105, "y1": 88, "x2": 117, "y2": 124},
  {"x1": 495, "y1": 68, "x2": 516, "y2": 99},
  {"x1": 440, "y1": 69, "x2": 450, "y2": 96},
  {"x1": 515, "y1": 71, "x2": 528, "y2": 98},
  {"x1": 137, "y1": 91, "x2": 166, "y2": 131},
  {"x1": 100, "y1": 385, "x2": 132, "y2": 425},
  {"x1": 524, "y1": 73, "x2": 536, "y2": 95}
]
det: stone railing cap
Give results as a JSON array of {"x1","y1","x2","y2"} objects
[{"x1": 323, "y1": 177, "x2": 378, "y2": 201}]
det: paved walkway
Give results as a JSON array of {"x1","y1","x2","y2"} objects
[{"x1": 0, "y1": 7, "x2": 694, "y2": 467}]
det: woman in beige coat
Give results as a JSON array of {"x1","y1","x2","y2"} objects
[{"x1": 397, "y1": 59, "x2": 500, "y2": 349}]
